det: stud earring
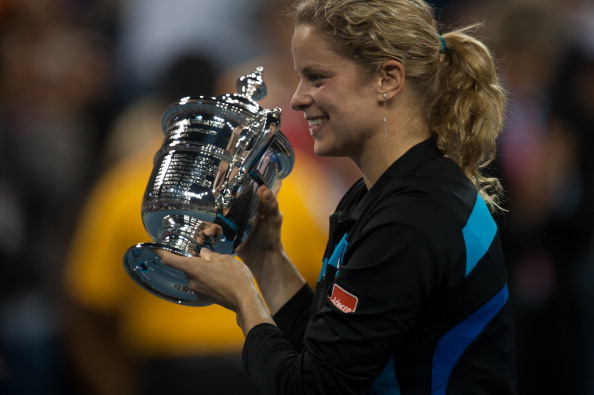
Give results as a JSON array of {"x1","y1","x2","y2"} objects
[{"x1": 383, "y1": 93, "x2": 388, "y2": 139}]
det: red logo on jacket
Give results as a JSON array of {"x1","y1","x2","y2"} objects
[{"x1": 329, "y1": 284, "x2": 358, "y2": 313}]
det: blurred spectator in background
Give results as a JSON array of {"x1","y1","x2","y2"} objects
[
  {"x1": 115, "y1": 0, "x2": 263, "y2": 103},
  {"x1": 0, "y1": 0, "x2": 117, "y2": 394},
  {"x1": 549, "y1": 1, "x2": 594, "y2": 394},
  {"x1": 488, "y1": 0, "x2": 594, "y2": 394}
]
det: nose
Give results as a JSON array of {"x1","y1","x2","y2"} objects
[{"x1": 290, "y1": 81, "x2": 311, "y2": 112}]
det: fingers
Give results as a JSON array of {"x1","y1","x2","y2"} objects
[
  {"x1": 155, "y1": 249, "x2": 198, "y2": 272},
  {"x1": 257, "y1": 185, "x2": 280, "y2": 218},
  {"x1": 199, "y1": 247, "x2": 215, "y2": 260},
  {"x1": 202, "y1": 223, "x2": 223, "y2": 238}
]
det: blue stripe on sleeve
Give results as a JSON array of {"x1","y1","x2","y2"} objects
[
  {"x1": 462, "y1": 194, "x2": 497, "y2": 276},
  {"x1": 431, "y1": 284, "x2": 509, "y2": 395},
  {"x1": 318, "y1": 234, "x2": 349, "y2": 281}
]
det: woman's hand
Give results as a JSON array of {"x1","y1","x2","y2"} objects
[
  {"x1": 159, "y1": 184, "x2": 306, "y2": 321},
  {"x1": 157, "y1": 248, "x2": 251, "y2": 311},
  {"x1": 235, "y1": 185, "x2": 284, "y2": 268},
  {"x1": 157, "y1": 248, "x2": 275, "y2": 334},
  {"x1": 236, "y1": 184, "x2": 307, "y2": 315}
]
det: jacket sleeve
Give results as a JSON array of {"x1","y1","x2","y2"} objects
[
  {"x1": 242, "y1": 217, "x2": 447, "y2": 395},
  {"x1": 272, "y1": 284, "x2": 314, "y2": 349}
]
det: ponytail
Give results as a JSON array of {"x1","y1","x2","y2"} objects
[{"x1": 430, "y1": 27, "x2": 507, "y2": 210}]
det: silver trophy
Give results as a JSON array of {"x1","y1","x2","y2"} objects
[{"x1": 123, "y1": 67, "x2": 294, "y2": 306}]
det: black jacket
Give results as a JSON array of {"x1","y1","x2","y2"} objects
[{"x1": 243, "y1": 138, "x2": 518, "y2": 394}]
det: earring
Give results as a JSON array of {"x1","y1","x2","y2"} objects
[{"x1": 383, "y1": 93, "x2": 388, "y2": 139}]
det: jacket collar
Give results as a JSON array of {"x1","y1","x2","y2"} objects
[{"x1": 351, "y1": 137, "x2": 442, "y2": 219}]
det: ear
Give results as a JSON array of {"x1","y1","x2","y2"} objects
[{"x1": 378, "y1": 60, "x2": 405, "y2": 101}]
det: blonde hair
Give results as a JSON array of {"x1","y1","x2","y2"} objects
[{"x1": 292, "y1": 0, "x2": 506, "y2": 210}]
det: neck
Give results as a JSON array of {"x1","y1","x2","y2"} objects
[{"x1": 357, "y1": 116, "x2": 430, "y2": 189}]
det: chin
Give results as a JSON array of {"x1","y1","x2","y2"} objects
[
  {"x1": 313, "y1": 139, "x2": 344, "y2": 158},
  {"x1": 313, "y1": 143, "x2": 331, "y2": 157},
  {"x1": 313, "y1": 146, "x2": 340, "y2": 158}
]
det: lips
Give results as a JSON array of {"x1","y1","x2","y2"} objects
[{"x1": 306, "y1": 116, "x2": 328, "y2": 136}]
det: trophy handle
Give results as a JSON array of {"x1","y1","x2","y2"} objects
[
  {"x1": 242, "y1": 109, "x2": 281, "y2": 172},
  {"x1": 216, "y1": 109, "x2": 282, "y2": 207}
]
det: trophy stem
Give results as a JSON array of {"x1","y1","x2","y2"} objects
[{"x1": 156, "y1": 214, "x2": 205, "y2": 255}]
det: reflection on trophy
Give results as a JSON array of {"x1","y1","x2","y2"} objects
[{"x1": 123, "y1": 67, "x2": 294, "y2": 306}]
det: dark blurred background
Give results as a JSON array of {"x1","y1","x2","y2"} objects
[{"x1": 0, "y1": 0, "x2": 593, "y2": 394}]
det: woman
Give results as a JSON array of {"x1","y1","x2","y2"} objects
[{"x1": 159, "y1": 0, "x2": 518, "y2": 393}]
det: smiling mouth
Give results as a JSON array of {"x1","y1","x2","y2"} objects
[{"x1": 307, "y1": 117, "x2": 328, "y2": 127}]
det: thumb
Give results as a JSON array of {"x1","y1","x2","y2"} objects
[{"x1": 258, "y1": 185, "x2": 280, "y2": 217}]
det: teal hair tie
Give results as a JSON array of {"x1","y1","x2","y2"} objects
[{"x1": 439, "y1": 35, "x2": 447, "y2": 53}]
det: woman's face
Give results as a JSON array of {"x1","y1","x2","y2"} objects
[{"x1": 290, "y1": 24, "x2": 383, "y2": 160}]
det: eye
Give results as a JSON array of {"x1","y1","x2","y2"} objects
[{"x1": 307, "y1": 74, "x2": 327, "y2": 87}]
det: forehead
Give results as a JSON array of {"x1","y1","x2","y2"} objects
[
  {"x1": 292, "y1": 24, "x2": 326, "y2": 46},
  {"x1": 291, "y1": 24, "x2": 345, "y2": 66},
  {"x1": 291, "y1": 23, "x2": 376, "y2": 87}
]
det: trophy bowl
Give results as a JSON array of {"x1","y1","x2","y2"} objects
[{"x1": 123, "y1": 67, "x2": 294, "y2": 306}]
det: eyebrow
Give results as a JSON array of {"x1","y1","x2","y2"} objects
[{"x1": 300, "y1": 65, "x2": 335, "y2": 76}]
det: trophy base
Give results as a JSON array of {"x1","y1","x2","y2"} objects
[{"x1": 123, "y1": 242, "x2": 213, "y2": 306}]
